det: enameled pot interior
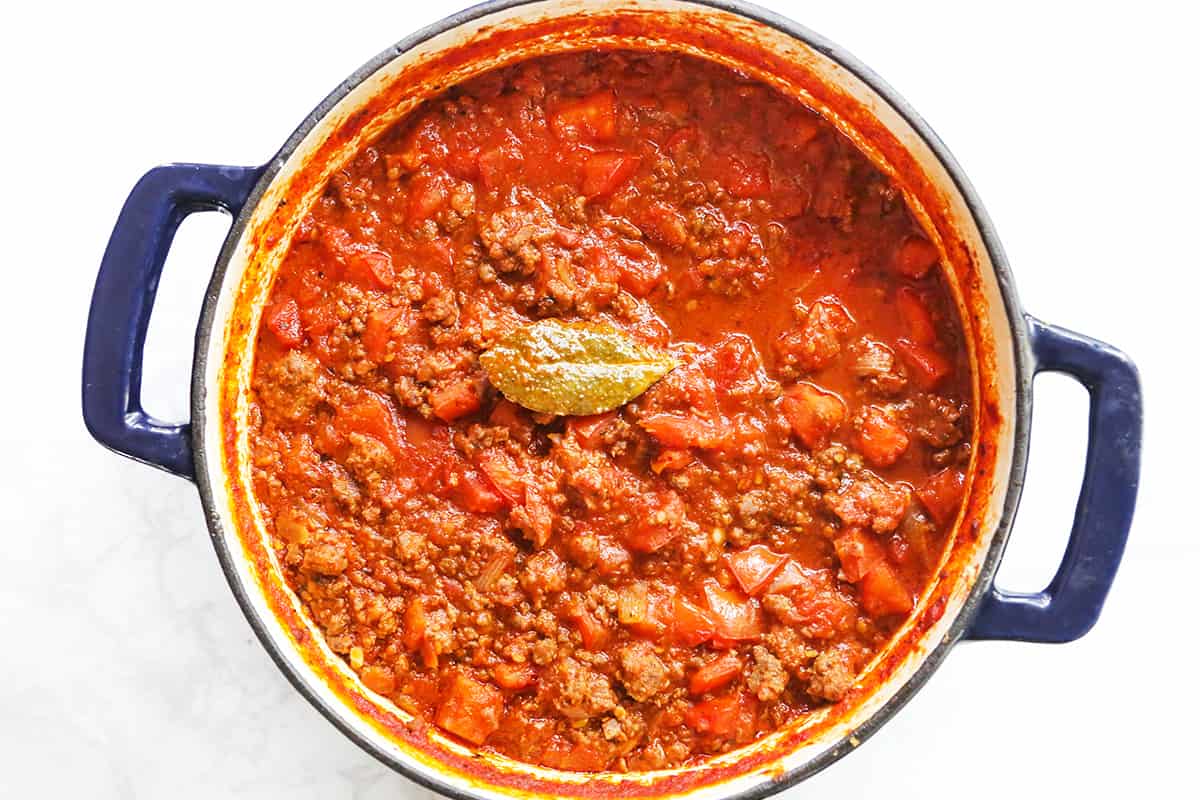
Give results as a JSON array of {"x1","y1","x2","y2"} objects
[{"x1": 194, "y1": 2, "x2": 1019, "y2": 798}]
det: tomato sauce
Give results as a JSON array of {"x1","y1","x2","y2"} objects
[{"x1": 249, "y1": 50, "x2": 971, "y2": 771}]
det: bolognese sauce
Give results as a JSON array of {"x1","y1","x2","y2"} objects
[{"x1": 248, "y1": 50, "x2": 971, "y2": 771}]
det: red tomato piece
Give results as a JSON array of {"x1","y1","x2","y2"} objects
[
  {"x1": 265, "y1": 297, "x2": 303, "y2": 347},
  {"x1": 402, "y1": 596, "x2": 427, "y2": 651},
  {"x1": 672, "y1": 595, "x2": 719, "y2": 647},
  {"x1": 764, "y1": 559, "x2": 812, "y2": 594},
  {"x1": 702, "y1": 579, "x2": 763, "y2": 642},
  {"x1": 492, "y1": 662, "x2": 536, "y2": 691},
  {"x1": 895, "y1": 287, "x2": 937, "y2": 346},
  {"x1": 475, "y1": 449, "x2": 525, "y2": 506},
  {"x1": 363, "y1": 305, "x2": 411, "y2": 362},
  {"x1": 780, "y1": 382, "x2": 846, "y2": 449},
  {"x1": 625, "y1": 489, "x2": 685, "y2": 553},
  {"x1": 581, "y1": 151, "x2": 641, "y2": 197},
  {"x1": 456, "y1": 468, "x2": 506, "y2": 514},
  {"x1": 550, "y1": 90, "x2": 617, "y2": 142},
  {"x1": 894, "y1": 235, "x2": 940, "y2": 279},
  {"x1": 430, "y1": 379, "x2": 483, "y2": 422},
  {"x1": 335, "y1": 390, "x2": 405, "y2": 458},
  {"x1": 834, "y1": 528, "x2": 887, "y2": 583},
  {"x1": 435, "y1": 672, "x2": 504, "y2": 745},
  {"x1": 858, "y1": 561, "x2": 913, "y2": 617},
  {"x1": 595, "y1": 537, "x2": 632, "y2": 577},
  {"x1": 854, "y1": 405, "x2": 910, "y2": 468},
  {"x1": 917, "y1": 468, "x2": 966, "y2": 526},
  {"x1": 651, "y1": 448, "x2": 693, "y2": 474},
  {"x1": 570, "y1": 607, "x2": 611, "y2": 650},
  {"x1": 567, "y1": 411, "x2": 617, "y2": 448},
  {"x1": 639, "y1": 413, "x2": 722, "y2": 449},
  {"x1": 345, "y1": 250, "x2": 395, "y2": 290},
  {"x1": 725, "y1": 545, "x2": 789, "y2": 596},
  {"x1": 408, "y1": 169, "x2": 452, "y2": 223},
  {"x1": 689, "y1": 652, "x2": 743, "y2": 695},
  {"x1": 684, "y1": 692, "x2": 751, "y2": 736},
  {"x1": 894, "y1": 338, "x2": 953, "y2": 390}
]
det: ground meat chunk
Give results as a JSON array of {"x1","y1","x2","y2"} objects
[
  {"x1": 302, "y1": 536, "x2": 349, "y2": 577},
  {"x1": 617, "y1": 642, "x2": 670, "y2": 702},
  {"x1": 478, "y1": 198, "x2": 563, "y2": 278},
  {"x1": 850, "y1": 337, "x2": 907, "y2": 397},
  {"x1": 545, "y1": 656, "x2": 618, "y2": 720},
  {"x1": 257, "y1": 350, "x2": 326, "y2": 422},
  {"x1": 808, "y1": 646, "x2": 858, "y2": 702},
  {"x1": 747, "y1": 645, "x2": 788, "y2": 701},
  {"x1": 826, "y1": 474, "x2": 910, "y2": 534}
]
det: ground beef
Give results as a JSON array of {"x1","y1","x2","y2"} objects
[
  {"x1": 747, "y1": 645, "x2": 789, "y2": 701},
  {"x1": 808, "y1": 646, "x2": 859, "y2": 702},
  {"x1": 545, "y1": 657, "x2": 618, "y2": 720},
  {"x1": 617, "y1": 642, "x2": 671, "y2": 702},
  {"x1": 257, "y1": 350, "x2": 325, "y2": 421}
]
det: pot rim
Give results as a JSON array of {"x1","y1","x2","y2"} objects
[{"x1": 190, "y1": 1, "x2": 1033, "y2": 797}]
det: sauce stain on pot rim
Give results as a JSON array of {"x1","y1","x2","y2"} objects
[{"x1": 190, "y1": 1, "x2": 1025, "y2": 798}]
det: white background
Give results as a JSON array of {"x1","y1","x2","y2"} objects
[{"x1": 1, "y1": 1, "x2": 1195, "y2": 797}]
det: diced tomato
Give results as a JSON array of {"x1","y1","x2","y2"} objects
[
  {"x1": 775, "y1": 297, "x2": 855, "y2": 373},
  {"x1": 456, "y1": 468, "x2": 506, "y2": 513},
  {"x1": 715, "y1": 151, "x2": 771, "y2": 198},
  {"x1": 488, "y1": 399, "x2": 524, "y2": 430},
  {"x1": 595, "y1": 537, "x2": 632, "y2": 576},
  {"x1": 672, "y1": 595, "x2": 718, "y2": 647},
  {"x1": 702, "y1": 579, "x2": 763, "y2": 642},
  {"x1": 402, "y1": 596, "x2": 427, "y2": 651},
  {"x1": 894, "y1": 338, "x2": 953, "y2": 390},
  {"x1": 767, "y1": 560, "x2": 824, "y2": 598},
  {"x1": 854, "y1": 405, "x2": 910, "y2": 468},
  {"x1": 569, "y1": 607, "x2": 611, "y2": 650},
  {"x1": 689, "y1": 652, "x2": 743, "y2": 695},
  {"x1": 475, "y1": 449, "x2": 525, "y2": 506},
  {"x1": 917, "y1": 468, "x2": 966, "y2": 526},
  {"x1": 517, "y1": 482, "x2": 556, "y2": 548},
  {"x1": 625, "y1": 489, "x2": 685, "y2": 553},
  {"x1": 894, "y1": 235, "x2": 940, "y2": 279},
  {"x1": 587, "y1": 240, "x2": 666, "y2": 297},
  {"x1": 492, "y1": 662, "x2": 536, "y2": 691},
  {"x1": 408, "y1": 169, "x2": 452, "y2": 223},
  {"x1": 895, "y1": 288, "x2": 937, "y2": 345},
  {"x1": 477, "y1": 133, "x2": 524, "y2": 191},
  {"x1": 550, "y1": 90, "x2": 617, "y2": 142},
  {"x1": 265, "y1": 297, "x2": 303, "y2": 347},
  {"x1": 363, "y1": 305, "x2": 411, "y2": 361},
  {"x1": 430, "y1": 379, "x2": 483, "y2": 422},
  {"x1": 640, "y1": 413, "x2": 721, "y2": 449},
  {"x1": 360, "y1": 665, "x2": 396, "y2": 696},
  {"x1": 345, "y1": 249, "x2": 394, "y2": 289},
  {"x1": 781, "y1": 111, "x2": 823, "y2": 150},
  {"x1": 618, "y1": 582, "x2": 674, "y2": 638},
  {"x1": 435, "y1": 672, "x2": 504, "y2": 745},
  {"x1": 780, "y1": 382, "x2": 846, "y2": 449},
  {"x1": 651, "y1": 447, "x2": 693, "y2": 474},
  {"x1": 634, "y1": 199, "x2": 689, "y2": 249},
  {"x1": 834, "y1": 527, "x2": 887, "y2": 583},
  {"x1": 581, "y1": 150, "x2": 641, "y2": 197},
  {"x1": 858, "y1": 561, "x2": 913, "y2": 617},
  {"x1": 684, "y1": 692, "x2": 754, "y2": 736},
  {"x1": 336, "y1": 390, "x2": 405, "y2": 458},
  {"x1": 725, "y1": 545, "x2": 788, "y2": 596},
  {"x1": 567, "y1": 411, "x2": 617, "y2": 448}
]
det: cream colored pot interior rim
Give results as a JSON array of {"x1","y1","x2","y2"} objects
[{"x1": 199, "y1": 1, "x2": 1017, "y2": 797}]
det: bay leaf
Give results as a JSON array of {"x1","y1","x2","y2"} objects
[{"x1": 479, "y1": 320, "x2": 679, "y2": 415}]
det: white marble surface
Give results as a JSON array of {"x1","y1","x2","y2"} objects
[{"x1": 2, "y1": 1, "x2": 1196, "y2": 797}]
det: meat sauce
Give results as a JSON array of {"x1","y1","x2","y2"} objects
[{"x1": 249, "y1": 51, "x2": 972, "y2": 771}]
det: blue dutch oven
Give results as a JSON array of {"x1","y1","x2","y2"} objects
[{"x1": 82, "y1": 2, "x2": 1142, "y2": 798}]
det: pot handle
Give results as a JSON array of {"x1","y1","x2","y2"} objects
[
  {"x1": 82, "y1": 163, "x2": 263, "y2": 480},
  {"x1": 966, "y1": 316, "x2": 1142, "y2": 642}
]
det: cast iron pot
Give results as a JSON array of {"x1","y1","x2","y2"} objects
[{"x1": 82, "y1": 1, "x2": 1143, "y2": 798}]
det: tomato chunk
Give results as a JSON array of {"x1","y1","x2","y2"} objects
[
  {"x1": 345, "y1": 249, "x2": 394, "y2": 289},
  {"x1": 456, "y1": 468, "x2": 506, "y2": 513},
  {"x1": 551, "y1": 90, "x2": 617, "y2": 141},
  {"x1": 917, "y1": 468, "x2": 966, "y2": 526},
  {"x1": 265, "y1": 297, "x2": 303, "y2": 347},
  {"x1": 895, "y1": 288, "x2": 937, "y2": 346},
  {"x1": 894, "y1": 235, "x2": 940, "y2": 279},
  {"x1": 435, "y1": 673, "x2": 504, "y2": 745},
  {"x1": 363, "y1": 305, "x2": 411, "y2": 362},
  {"x1": 834, "y1": 528, "x2": 887, "y2": 583},
  {"x1": 430, "y1": 379, "x2": 483, "y2": 422},
  {"x1": 854, "y1": 405, "x2": 910, "y2": 468},
  {"x1": 640, "y1": 413, "x2": 722, "y2": 449},
  {"x1": 725, "y1": 545, "x2": 788, "y2": 596},
  {"x1": 858, "y1": 561, "x2": 913, "y2": 617},
  {"x1": 703, "y1": 579, "x2": 763, "y2": 642},
  {"x1": 625, "y1": 489, "x2": 685, "y2": 553},
  {"x1": 690, "y1": 652, "x2": 743, "y2": 695},
  {"x1": 894, "y1": 338, "x2": 953, "y2": 390},
  {"x1": 684, "y1": 691, "x2": 756, "y2": 736},
  {"x1": 581, "y1": 150, "x2": 641, "y2": 197},
  {"x1": 672, "y1": 595, "x2": 719, "y2": 647},
  {"x1": 492, "y1": 662, "x2": 536, "y2": 691},
  {"x1": 781, "y1": 382, "x2": 846, "y2": 449}
]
